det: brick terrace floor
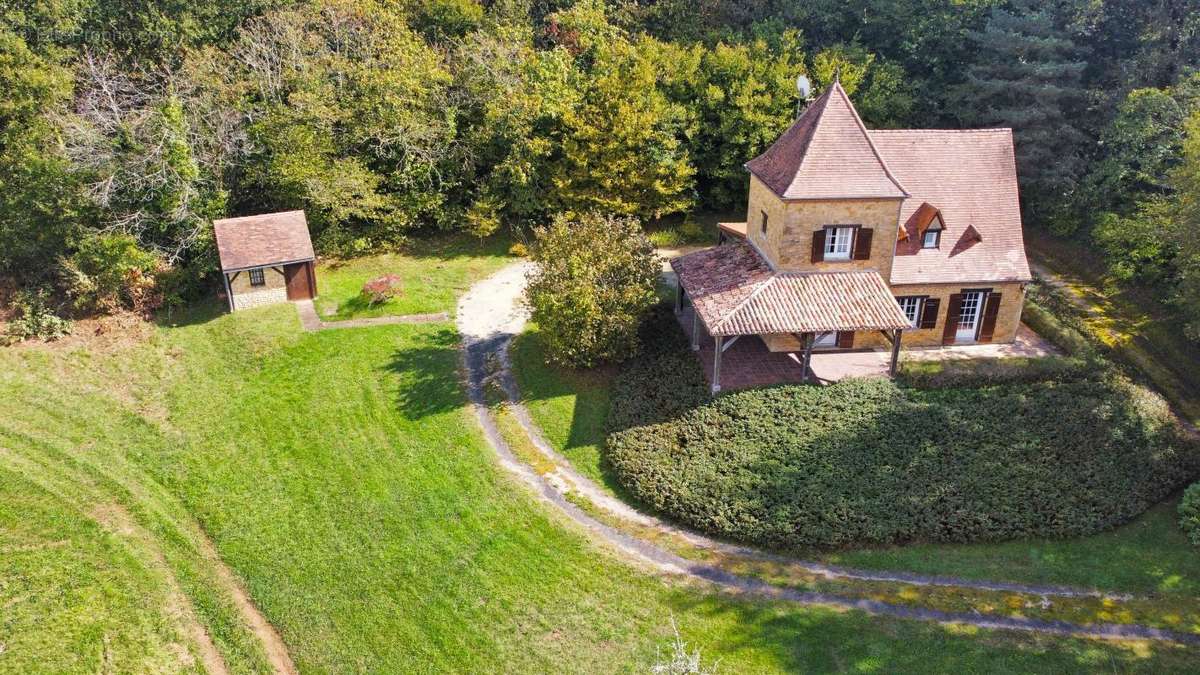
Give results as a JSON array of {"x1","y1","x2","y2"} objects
[{"x1": 675, "y1": 307, "x2": 1058, "y2": 392}]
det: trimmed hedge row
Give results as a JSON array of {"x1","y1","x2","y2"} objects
[
  {"x1": 1181, "y1": 483, "x2": 1200, "y2": 546},
  {"x1": 606, "y1": 310, "x2": 1200, "y2": 549}
]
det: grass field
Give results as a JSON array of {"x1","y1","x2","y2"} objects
[
  {"x1": 313, "y1": 232, "x2": 514, "y2": 321},
  {"x1": 1025, "y1": 229, "x2": 1200, "y2": 426},
  {"x1": 509, "y1": 327, "x2": 1200, "y2": 600},
  {"x1": 7, "y1": 302, "x2": 1200, "y2": 671}
]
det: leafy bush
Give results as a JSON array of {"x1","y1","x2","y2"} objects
[
  {"x1": 525, "y1": 212, "x2": 659, "y2": 368},
  {"x1": 1181, "y1": 483, "x2": 1200, "y2": 546},
  {"x1": 361, "y1": 274, "x2": 403, "y2": 306},
  {"x1": 59, "y1": 233, "x2": 164, "y2": 315},
  {"x1": 4, "y1": 289, "x2": 72, "y2": 344},
  {"x1": 605, "y1": 312, "x2": 1200, "y2": 549}
]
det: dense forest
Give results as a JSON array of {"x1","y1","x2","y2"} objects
[{"x1": 2, "y1": 0, "x2": 1200, "y2": 337}]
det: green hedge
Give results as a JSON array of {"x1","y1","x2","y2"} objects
[
  {"x1": 897, "y1": 355, "x2": 1091, "y2": 389},
  {"x1": 606, "y1": 311, "x2": 1200, "y2": 549},
  {"x1": 1181, "y1": 483, "x2": 1200, "y2": 546}
]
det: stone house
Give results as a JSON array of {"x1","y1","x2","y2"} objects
[
  {"x1": 671, "y1": 80, "x2": 1032, "y2": 392},
  {"x1": 214, "y1": 210, "x2": 318, "y2": 311}
]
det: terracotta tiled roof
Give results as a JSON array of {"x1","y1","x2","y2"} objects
[
  {"x1": 871, "y1": 129, "x2": 1032, "y2": 285},
  {"x1": 672, "y1": 241, "x2": 910, "y2": 336},
  {"x1": 717, "y1": 221, "x2": 748, "y2": 239},
  {"x1": 213, "y1": 210, "x2": 316, "y2": 272},
  {"x1": 745, "y1": 81, "x2": 907, "y2": 200},
  {"x1": 899, "y1": 202, "x2": 941, "y2": 241}
]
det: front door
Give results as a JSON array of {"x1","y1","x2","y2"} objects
[
  {"x1": 955, "y1": 291, "x2": 985, "y2": 342},
  {"x1": 284, "y1": 262, "x2": 313, "y2": 301}
]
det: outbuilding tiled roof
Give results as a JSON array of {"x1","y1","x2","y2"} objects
[
  {"x1": 672, "y1": 241, "x2": 910, "y2": 336},
  {"x1": 745, "y1": 81, "x2": 908, "y2": 200},
  {"x1": 871, "y1": 129, "x2": 1031, "y2": 284},
  {"x1": 213, "y1": 210, "x2": 316, "y2": 272}
]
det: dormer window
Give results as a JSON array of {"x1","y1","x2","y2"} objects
[{"x1": 922, "y1": 217, "x2": 943, "y2": 249}]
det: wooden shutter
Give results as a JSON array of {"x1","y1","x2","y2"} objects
[
  {"x1": 836, "y1": 331, "x2": 855, "y2": 349},
  {"x1": 978, "y1": 293, "x2": 1003, "y2": 343},
  {"x1": 811, "y1": 229, "x2": 826, "y2": 263},
  {"x1": 852, "y1": 227, "x2": 874, "y2": 260},
  {"x1": 918, "y1": 297, "x2": 940, "y2": 329},
  {"x1": 942, "y1": 294, "x2": 963, "y2": 345}
]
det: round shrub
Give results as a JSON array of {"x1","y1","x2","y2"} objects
[
  {"x1": 606, "y1": 314, "x2": 1200, "y2": 549},
  {"x1": 1180, "y1": 483, "x2": 1200, "y2": 546},
  {"x1": 524, "y1": 212, "x2": 659, "y2": 368}
]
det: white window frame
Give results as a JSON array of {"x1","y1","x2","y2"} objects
[
  {"x1": 824, "y1": 226, "x2": 854, "y2": 261},
  {"x1": 922, "y1": 229, "x2": 940, "y2": 248},
  {"x1": 897, "y1": 296, "x2": 923, "y2": 328}
]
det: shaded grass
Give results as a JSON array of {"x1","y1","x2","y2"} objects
[
  {"x1": 509, "y1": 327, "x2": 618, "y2": 492},
  {"x1": 644, "y1": 211, "x2": 736, "y2": 248},
  {"x1": 1026, "y1": 229, "x2": 1200, "y2": 426},
  {"x1": 6, "y1": 306, "x2": 1199, "y2": 671},
  {"x1": 313, "y1": 231, "x2": 515, "y2": 321}
]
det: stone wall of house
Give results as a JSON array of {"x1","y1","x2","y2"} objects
[
  {"x1": 229, "y1": 266, "x2": 289, "y2": 311},
  {"x1": 232, "y1": 286, "x2": 289, "y2": 311},
  {"x1": 745, "y1": 175, "x2": 903, "y2": 280},
  {"x1": 778, "y1": 198, "x2": 901, "y2": 278},
  {"x1": 754, "y1": 281, "x2": 1025, "y2": 351},
  {"x1": 745, "y1": 175, "x2": 789, "y2": 265},
  {"x1": 854, "y1": 281, "x2": 1027, "y2": 348}
]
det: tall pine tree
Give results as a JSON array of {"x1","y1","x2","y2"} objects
[{"x1": 951, "y1": 1, "x2": 1088, "y2": 231}]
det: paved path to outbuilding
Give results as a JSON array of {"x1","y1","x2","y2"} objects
[
  {"x1": 456, "y1": 263, "x2": 1200, "y2": 647},
  {"x1": 294, "y1": 299, "x2": 448, "y2": 331}
]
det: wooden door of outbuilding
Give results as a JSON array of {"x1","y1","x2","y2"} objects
[{"x1": 284, "y1": 262, "x2": 316, "y2": 300}]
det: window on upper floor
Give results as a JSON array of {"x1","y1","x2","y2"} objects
[
  {"x1": 249, "y1": 268, "x2": 265, "y2": 287},
  {"x1": 922, "y1": 217, "x2": 943, "y2": 249},
  {"x1": 760, "y1": 210, "x2": 768, "y2": 236},
  {"x1": 824, "y1": 226, "x2": 854, "y2": 260}
]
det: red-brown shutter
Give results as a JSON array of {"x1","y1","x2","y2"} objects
[
  {"x1": 978, "y1": 293, "x2": 1003, "y2": 343},
  {"x1": 836, "y1": 331, "x2": 855, "y2": 348},
  {"x1": 942, "y1": 294, "x2": 963, "y2": 345},
  {"x1": 811, "y1": 229, "x2": 826, "y2": 263},
  {"x1": 852, "y1": 227, "x2": 873, "y2": 260},
  {"x1": 918, "y1": 297, "x2": 940, "y2": 329}
]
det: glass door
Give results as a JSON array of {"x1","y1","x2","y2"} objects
[{"x1": 956, "y1": 291, "x2": 984, "y2": 342}]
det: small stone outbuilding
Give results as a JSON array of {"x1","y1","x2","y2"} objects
[{"x1": 214, "y1": 210, "x2": 317, "y2": 311}]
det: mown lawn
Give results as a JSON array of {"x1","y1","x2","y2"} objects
[
  {"x1": 313, "y1": 231, "x2": 515, "y2": 321},
  {"x1": 509, "y1": 325, "x2": 1200, "y2": 600},
  {"x1": 5, "y1": 305, "x2": 1199, "y2": 671}
]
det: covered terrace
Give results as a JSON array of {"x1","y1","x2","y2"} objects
[{"x1": 670, "y1": 240, "x2": 912, "y2": 393}]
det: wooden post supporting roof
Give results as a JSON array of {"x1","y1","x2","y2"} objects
[
  {"x1": 800, "y1": 332, "x2": 814, "y2": 384},
  {"x1": 222, "y1": 272, "x2": 234, "y2": 312},
  {"x1": 691, "y1": 309, "x2": 700, "y2": 351},
  {"x1": 674, "y1": 282, "x2": 682, "y2": 314},
  {"x1": 712, "y1": 335, "x2": 723, "y2": 394},
  {"x1": 889, "y1": 329, "x2": 902, "y2": 377}
]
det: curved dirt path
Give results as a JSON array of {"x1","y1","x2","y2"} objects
[{"x1": 457, "y1": 263, "x2": 1199, "y2": 646}]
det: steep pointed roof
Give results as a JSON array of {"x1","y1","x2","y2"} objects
[{"x1": 745, "y1": 81, "x2": 908, "y2": 200}]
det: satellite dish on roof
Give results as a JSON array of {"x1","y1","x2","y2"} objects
[{"x1": 796, "y1": 75, "x2": 812, "y2": 99}]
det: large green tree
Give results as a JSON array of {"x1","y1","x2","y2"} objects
[
  {"x1": 950, "y1": 1, "x2": 1089, "y2": 230},
  {"x1": 234, "y1": 0, "x2": 456, "y2": 254}
]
